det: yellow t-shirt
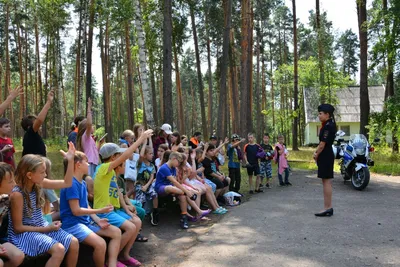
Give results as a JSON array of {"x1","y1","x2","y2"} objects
[{"x1": 93, "y1": 163, "x2": 120, "y2": 209}]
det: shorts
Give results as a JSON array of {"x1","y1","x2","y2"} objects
[
  {"x1": 247, "y1": 164, "x2": 260, "y2": 176},
  {"x1": 259, "y1": 161, "x2": 272, "y2": 178},
  {"x1": 204, "y1": 179, "x2": 216, "y2": 192},
  {"x1": 135, "y1": 183, "x2": 158, "y2": 204},
  {"x1": 63, "y1": 222, "x2": 100, "y2": 242},
  {"x1": 207, "y1": 177, "x2": 228, "y2": 189},
  {"x1": 97, "y1": 210, "x2": 130, "y2": 228},
  {"x1": 88, "y1": 163, "x2": 98, "y2": 177}
]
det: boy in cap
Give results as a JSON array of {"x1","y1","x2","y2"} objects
[
  {"x1": 227, "y1": 134, "x2": 245, "y2": 192},
  {"x1": 93, "y1": 129, "x2": 152, "y2": 267}
]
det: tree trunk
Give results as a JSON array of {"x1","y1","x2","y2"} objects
[
  {"x1": 16, "y1": 18, "x2": 24, "y2": 120},
  {"x1": 4, "y1": 3, "x2": 10, "y2": 103},
  {"x1": 133, "y1": 0, "x2": 155, "y2": 127},
  {"x1": 240, "y1": 0, "x2": 253, "y2": 138},
  {"x1": 86, "y1": 0, "x2": 95, "y2": 106},
  {"x1": 56, "y1": 32, "x2": 65, "y2": 136},
  {"x1": 206, "y1": 18, "x2": 213, "y2": 135},
  {"x1": 173, "y1": 43, "x2": 184, "y2": 134},
  {"x1": 229, "y1": 29, "x2": 239, "y2": 134},
  {"x1": 74, "y1": 0, "x2": 84, "y2": 118},
  {"x1": 124, "y1": 22, "x2": 135, "y2": 129},
  {"x1": 292, "y1": 0, "x2": 299, "y2": 150},
  {"x1": 217, "y1": 0, "x2": 232, "y2": 139},
  {"x1": 357, "y1": 0, "x2": 369, "y2": 138},
  {"x1": 149, "y1": 60, "x2": 158, "y2": 126},
  {"x1": 162, "y1": 0, "x2": 173, "y2": 125},
  {"x1": 261, "y1": 59, "x2": 266, "y2": 134},
  {"x1": 270, "y1": 38, "x2": 275, "y2": 127},
  {"x1": 316, "y1": 0, "x2": 325, "y2": 103},
  {"x1": 190, "y1": 3, "x2": 208, "y2": 138},
  {"x1": 255, "y1": 21, "x2": 261, "y2": 141},
  {"x1": 34, "y1": 14, "x2": 42, "y2": 114}
]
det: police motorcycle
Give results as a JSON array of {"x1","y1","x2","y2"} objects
[{"x1": 332, "y1": 130, "x2": 375, "y2": 190}]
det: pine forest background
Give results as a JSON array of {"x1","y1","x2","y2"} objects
[{"x1": 0, "y1": 0, "x2": 399, "y2": 153}]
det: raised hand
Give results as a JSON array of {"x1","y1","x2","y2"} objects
[
  {"x1": 47, "y1": 90, "x2": 55, "y2": 103},
  {"x1": 140, "y1": 129, "x2": 153, "y2": 141},
  {"x1": 60, "y1": 142, "x2": 76, "y2": 161},
  {"x1": 240, "y1": 138, "x2": 246, "y2": 143},
  {"x1": 224, "y1": 137, "x2": 229, "y2": 144},
  {"x1": 8, "y1": 85, "x2": 23, "y2": 100},
  {"x1": 190, "y1": 149, "x2": 196, "y2": 159}
]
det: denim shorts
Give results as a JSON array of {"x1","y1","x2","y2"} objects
[{"x1": 63, "y1": 222, "x2": 100, "y2": 242}]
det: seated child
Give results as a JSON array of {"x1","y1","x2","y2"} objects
[
  {"x1": 42, "y1": 158, "x2": 60, "y2": 222},
  {"x1": 136, "y1": 145, "x2": 158, "y2": 226},
  {"x1": 0, "y1": 164, "x2": 25, "y2": 267},
  {"x1": 93, "y1": 130, "x2": 152, "y2": 267},
  {"x1": 60, "y1": 151, "x2": 123, "y2": 267},
  {"x1": 9, "y1": 143, "x2": 79, "y2": 267},
  {"x1": 154, "y1": 152, "x2": 210, "y2": 229},
  {"x1": 155, "y1": 144, "x2": 168, "y2": 170}
]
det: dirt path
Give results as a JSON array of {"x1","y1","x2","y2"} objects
[{"x1": 133, "y1": 170, "x2": 400, "y2": 267}]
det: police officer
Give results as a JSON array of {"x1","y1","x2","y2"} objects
[{"x1": 313, "y1": 104, "x2": 337, "y2": 217}]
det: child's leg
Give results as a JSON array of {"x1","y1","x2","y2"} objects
[
  {"x1": 46, "y1": 243, "x2": 65, "y2": 267},
  {"x1": 82, "y1": 233, "x2": 106, "y2": 267},
  {"x1": 185, "y1": 196, "x2": 209, "y2": 216},
  {"x1": 255, "y1": 175, "x2": 261, "y2": 191},
  {"x1": 1, "y1": 242, "x2": 25, "y2": 267},
  {"x1": 63, "y1": 237, "x2": 79, "y2": 267},
  {"x1": 284, "y1": 168, "x2": 290, "y2": 183},
  {"x1": 228, "y1": 168, "x2": 235, "y2": 191},
  {"x1": 96, "y1": 225, "x2": 121, "y2": 267},
  {"x1": 177, "y1": 194, "x2": 188, "y2": 214},
  {"x1": 118, "y1": 220, "x2": 137, "y2": 260},
  {"x1": 0, "y1": 258, "x2": 3, "y2": 267},
  {"x1": 205, "y1": 188, "x2": 218, "y2": 210},
  {"x1": 248, "y1": 175, "x2": 253, "y2": 191},
  {"x1": 235, "y1": 168, "x2": 241, "y2": 192}
]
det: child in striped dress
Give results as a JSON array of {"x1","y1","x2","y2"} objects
[{"x1": 8, "y1": 143, "x2": 79, "y2": 267}]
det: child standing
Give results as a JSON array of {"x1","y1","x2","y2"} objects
[
  {"x1": 94, "y1": 130, "x2": 152, "y2": 267},
  {"x1": 274, "y1": 135, "x2": 291, "y2": 186},
  {"x1": 21, "y1": 90, "x2": 54, "y2": 157},
  {"x1": 9, "y1": 143, "x2": 79, "y2": 267},
  {"x1": 260, "y1": 133, "x2": 274, "y2": 189},
  {"x1": 227, "y1": 134, "x2": 245, "y2": 193},
  {"x1": 243, "y1": 133, "x2": 262, "y2": 194},
  {"x1": 136, "y1": 146, "x2": 159, "y2": 226},
  {"x1": 0, "y1": 119, "x2": 15, "y2": 169},
  {"x1": 76, "y1": 98, "x2": 103, "y2": 177},
  {"x1": 60, "y1": 151, "x2": 122, "y2": 267}
]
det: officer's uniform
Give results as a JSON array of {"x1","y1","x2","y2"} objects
[{"x1": 317, "y1": 104, "x2": 337, "y2": 179}]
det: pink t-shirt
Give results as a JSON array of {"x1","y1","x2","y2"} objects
[{"x1": 82, "y1": 130, "x2": 99, "y2": 165}]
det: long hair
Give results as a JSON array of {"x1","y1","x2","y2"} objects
[
  {"x1": 171, "y1": 132, "x2": 181, "y2": 146},
  {"x1": 0, "y1": 162, "x2": 13, "y2": 184},
  {"x1": 76, "y1": 119, "x2": 88, "y2": 152},
  {"x1": 15, "y1": 155, "x2": 45, "y2": 217},
  {"x1": 133, "y1": 124, "x2": 144, "y2": 140}
]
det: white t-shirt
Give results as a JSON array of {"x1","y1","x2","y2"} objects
[{"x1": 155, "y1": 158, "x2": 161, "y2": 169}]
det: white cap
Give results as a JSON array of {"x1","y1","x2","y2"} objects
[{"x1": 161, "y1": 123, "x2": 173, "y2": 135}]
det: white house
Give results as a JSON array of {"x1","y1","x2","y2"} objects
[{"x1": 303, "y1": 86, "x2": 385, "y2": 145}]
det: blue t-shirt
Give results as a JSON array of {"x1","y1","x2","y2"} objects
[
  {"x1": 155, "y1": 163, "x2": 176, "y2": 190},
  {"x1": 60, "y1": 177, "x2": 91, "y2": 229},
  {"x1": 227, "y1": 144, "x2": 241, "y2": 169}
]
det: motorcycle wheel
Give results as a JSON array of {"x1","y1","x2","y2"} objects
[{"x1": 351, "y1": 167, "x2": 370, "y2": 191}]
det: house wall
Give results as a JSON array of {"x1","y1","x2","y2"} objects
[{"x1": 304, "y1": 122, "x2": 361, "y2": 145}]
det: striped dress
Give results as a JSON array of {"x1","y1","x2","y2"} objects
[{"x1": 8, "y1": 186, "x2": 73, "y2": 256}]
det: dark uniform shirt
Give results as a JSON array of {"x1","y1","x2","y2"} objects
[{"x1": 317, "y1": 118, "x2": 336, "y2": 178}]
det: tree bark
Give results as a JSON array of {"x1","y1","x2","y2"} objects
[
  {"x1": 190, "y1": 3, "x2": 208, "y2": 137},
  {"x1": 229, "y1": 29, "x2": 239, "y2": 134},
  {"x1": 292, "y1": 0, "x2": 299, "y2": 150},
  {"x1": 133, "y1": 0, "x2": 155, "y2": 127},
  {"x1": 173, "y1": 43, "x2": 184, "y2": 134},
  {"x1": 357, "y1": 0, "x2": 369, "y2": 138},
  {"x1": 255, "y1": 20, "x2": 261, "y2": 141},
  {"x1": 162, "y1": 0, "x2": 173, "y2": 125},
  {"x1": 217, "y1": 0, "x2": 232, "y2": 139},
  {"x1": 206, "y1": 12, "x2": 213, "y2": 135},
  {"x1": 86, "y1": 0, "x2": 95, "y2": 107},
  {"x1": 124, "y1": 22, "x2": 135, "y2": 129},
  {"x1": 316, "y1": 0, "x2": 325, "y2": 103}
]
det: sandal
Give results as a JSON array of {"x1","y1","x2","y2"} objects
[
  {"x1": 135, "y1": 233, "x2": 148, "y2": 242},
  {"x1": 119, "y1": 257, "x2": 142, "y2": 267}
]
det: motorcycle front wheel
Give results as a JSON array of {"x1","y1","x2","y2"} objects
[{"x1": 351, "y1": 167, "x2": 370, "y2": 191}]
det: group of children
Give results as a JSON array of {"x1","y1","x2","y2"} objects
[{"x1": 0, "y1": 86, "x2": 291, "y2": 267}]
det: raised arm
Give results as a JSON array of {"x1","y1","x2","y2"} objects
[
  {"x1": 215, "y1": 137, "x2": 229, "y2": 154},
  {"x1": 85, "y1": 98, "x2": 93, "y2": 137},
  {"x1": 41, "y1": 142, "x2": 75, "y2": 189},
  {"x1": 0, "y1": 85, "x2": 23, "y2": 116},
  {"x1": 33, "y1": 90, "x2": 54, "y2": 132},
  {"x1": 109, "y1": 129, "x2": 153, "y2": 171}
]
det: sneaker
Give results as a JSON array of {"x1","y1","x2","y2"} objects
[
  {"x1": 249, "y1": 190, "x2": 254, "y2": 194},
  {"x1": 259, "y1": 183, "x2": 264, "y2": 188},
  {"x1": 279, "y1": 183, "x2": 286, "y2": 187},
  {"x1": 150, "y1": 211, "x2": 159, "y2": 226},
  {"x1": 266, "y1": 183, "x2": 271, "y2": 189},
  {"x1": 180, "y1": 215, "x2": 189, "y2": 229},
  {"x1": 285, "y1": 182, "x2": 292, "y2": 186}
]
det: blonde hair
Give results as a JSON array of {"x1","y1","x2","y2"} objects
[
  {"x1": 15, "y1": 155, "x2": 45, "y2": 217},
  {"x1": 121, "y1": 130, "x2": 134, "y2": 139},
  {"x1": 42, "y1": 157, "x2": 52, "y2": 180},
  {"x1": 76, "y1": 118, "x2": 88, "y2": 152}
]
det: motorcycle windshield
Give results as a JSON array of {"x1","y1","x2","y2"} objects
[{"x1": 350, "y1": 134, "x2": 368, "y2": 155}]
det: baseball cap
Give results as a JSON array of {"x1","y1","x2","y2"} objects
[
  {"x1": 99, "y1": 143, "x2": 127, "y2": 159},
  {"x1": 209, "y1": 135, "x2": 217, "y2": 140},
  {"x1": 231, "y1": 134, "x2": 240, "y2": 140},
  {"x1": 161, "y1": 123, "x2": 173, "y2": 135}
]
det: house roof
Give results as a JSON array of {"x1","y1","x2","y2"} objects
[{"x1": 303, "y1": 85, "x2": 385, "y2": 124}]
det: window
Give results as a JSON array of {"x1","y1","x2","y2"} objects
[{"x1": 340, "y1": 125, "x2": 350, "y2": 136}]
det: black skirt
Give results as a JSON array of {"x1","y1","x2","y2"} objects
[{"x1": 317, "y1": 147, "x2": 334, "y2": 179}]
